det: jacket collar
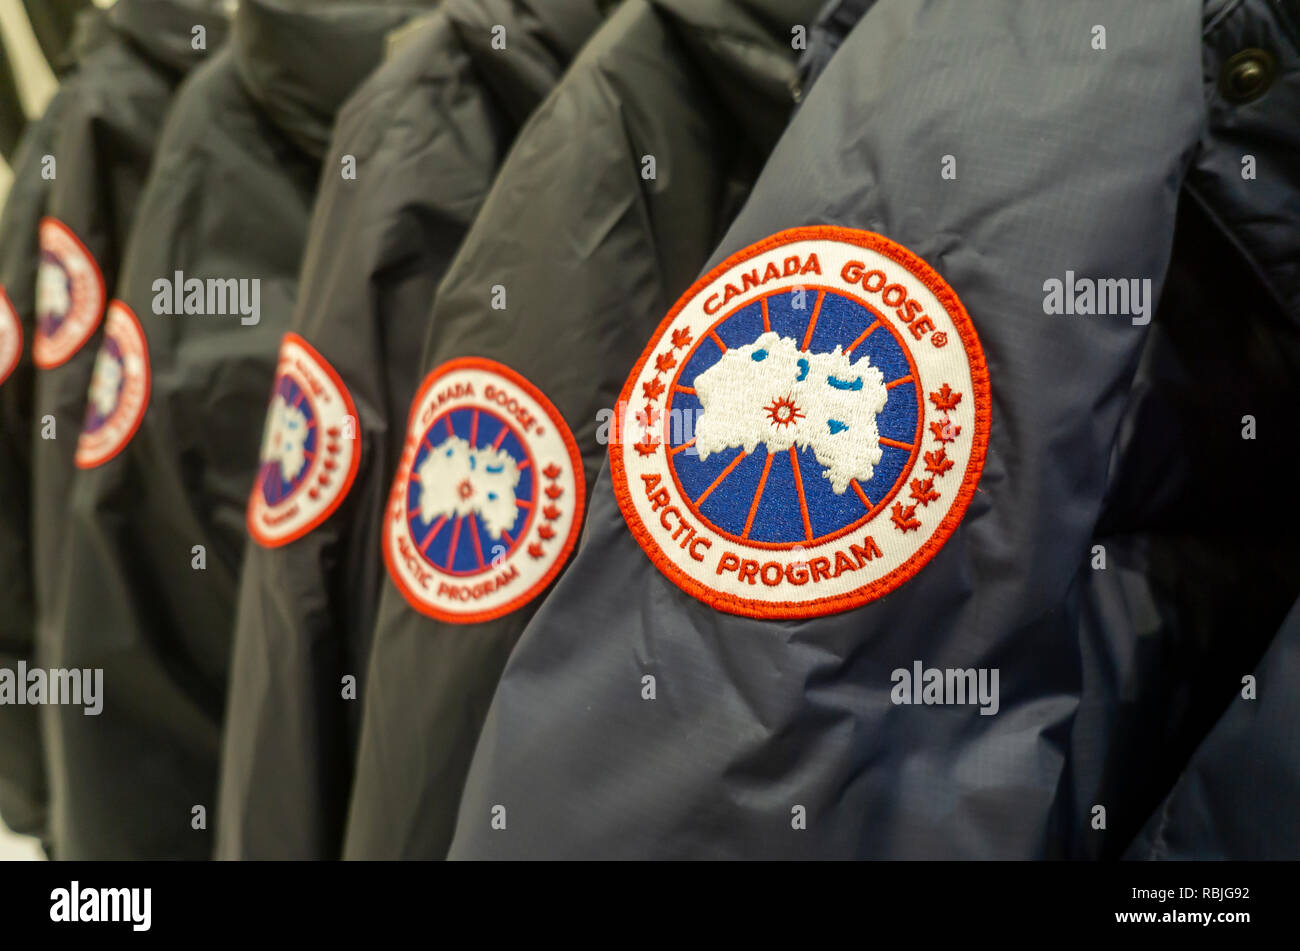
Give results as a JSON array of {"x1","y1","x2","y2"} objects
[
  {"x1": 109, "y1": 0, "x2": 232, "y2": 75},
  {"x1": 650, "y1": 0, "x2": 826, "y2": 153},
  {"x1": 448, "y1": 0, "x2": 606, "y2": 126},
  {"x1": 232, "y1": 0, "x2": 429, "y2": 159}
]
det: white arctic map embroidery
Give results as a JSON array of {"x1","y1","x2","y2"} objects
[
  {"x1": 86, "y1": 347, "x2": 125, "y2": 417},
  {"x1": 416, "y1": 435, "x2": 521, "y2": 538},
  {"x1": 37, "y1": 260, "x2": 71, "y2": 321},
  {"x1": 261, "y1": 393, "x2": 310, "y2": 482},
  {"x1": 693, "y1": 330, "x2": 889, "y2": 493}
]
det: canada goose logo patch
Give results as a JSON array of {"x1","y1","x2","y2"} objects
[
  {"x1": 247, "y1": 333, "x2": 361, "y2": 547},
  {"x1": 75, "y1": 301, "x2": 149, "y2": 468},
  {"x1": 611, "y1": 226, "x2": 990, "y2": 619},
  {"x1": 0, "y1": 287, "x2": 20, "y2": 385},
  {"x1": 383, "y1": 357, "x2": 584, "y2": 624},
  {"x1": 33, "y1": 218, "x2": 105, "y2": 369}
]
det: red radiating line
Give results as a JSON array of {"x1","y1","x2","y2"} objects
[
  {"x1": 305, "y1": 418, "x2": 317, "y2": 430},
  {"x1": 671, "y1": 437, "x2": 696, "y2": 456},
  {"x1": 500, "y1": 529, "x2": 514, "y2": 547},
  {"x1": 789, "y1": 447, "x2": 813, "y2": 542},
  {"x1": 742, "y1": 452, "x2": 775, "y2": 539},
  {"x1": 445, "y1": 416, "x2": 454, "y2": 439},
  {"x1": 886, "y1": 374, "x2": 913, "y2": 390},
  {"x1": 761, "y1": 297, "x2": 771, "y2": 332},
  {"x1": 470, "y1": 410, "x2": 479, "y2": 447},
  {"x1": 851, "y1": 480, "x2": 872, "y2": 511},
  {"x1": 674, "y1": 384, "x2": 696, "y2": 395},
  {"x1": 423, "y1": 437, "x2": 436, "y2": 455},
  {"x1": 470, "y1": 513, "x2": 485, "y2": 569},
  {"x1": 516, "y1": 498, "x2": 533, "y2": 509},
  {"x1": 879, "y1": 436, "x2": 915, "y2": 451},
  {"x1": 517, "y1": 458, "x2": 531, "y2": 471},
  {"x1": 445, "y1": 515, "x2": 462, "y2": 567},
  {"x1": 709, "y1": 330, "x2": 727, "y2": 352},
  {"x1": 695, "y1": 452, "x2": 745, "y2": 507},
  {"x1": 846, "y1": 320, "x2": 881, "y2": 354},
  {"x1": 800, "y1": 290, "x2": 826, "y2": 351},
  {"x1": 492, "y1": 427, "x2": 508, "y2": 450},
  {"x1": 419, "y1": 515, "x2": 446, "y2": 553}
]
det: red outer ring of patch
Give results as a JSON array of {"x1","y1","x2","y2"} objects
[
  {"x1": 73, "y1": 300, "x2": 150, "y2": 469},
  {"x1": 382, "y1": 356, "x2": 586, "y2": 625},
  {"x1": 246, "y1": 332, "x2": 363, "y2": 548},
  {"x1": 664, "y1": 283, "x2": 924, "y2": 550},
  {"x1": 0, "y1": 286, "x2": 21, "y2": 385},
  {"x1": 609, "y1": 225, "x2": 992, "y2": 619},
  {"x1": 32, "y1": 217, "x2": 106, "y2": 369}
]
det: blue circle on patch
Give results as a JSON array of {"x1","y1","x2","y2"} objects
[
  {"x1": 405, "y1": 406, "x2": 536, "y2": 576},
  {"x1": 666, "y1": 287, "x2": 922, "y2": 547},
  {"x1": 257, "y1": 374, "x2": 320, "y2": 504}
]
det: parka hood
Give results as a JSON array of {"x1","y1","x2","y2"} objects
[
  {"x1": 232, "y1": 0, "x2": 429, "y2": 159},
  {"x1": 109, "y1": 0, "x2": 232, "y2": 75}
]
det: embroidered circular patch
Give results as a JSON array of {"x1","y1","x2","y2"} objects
[
  {"x1": 610, "y1": 226, "x2": 990, "y2": 619},
  {"x1": 75, "y1": 301, "x2": 150, "y2": 468},
  {"x1": 33, "y1": 218, "x2": 105, "y2": 369},
  {"x1": 0, "y1": 287, "x2": 21, "y2": 385},
  {"x1": 383, "y1": 357, "x2": 584, "y2": 624},
  {"x1": 247, "y1": 333, "x2": 361, "y2": 547}
]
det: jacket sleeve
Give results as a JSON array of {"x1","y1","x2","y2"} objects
[
  {"x1": 447, "y1": 0, "x2": 1207, "y2": 859},
  {"x1": 215, "y1": 19, "x2": 506, "y2": 859},
  {"x1": 0, "y1": 95, "x2": 65, "y2": 843},
  {"x1": 340, "y1": 0, "x2": 800, "y2": 859}
]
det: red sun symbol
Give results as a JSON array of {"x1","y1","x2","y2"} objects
[
  {"x1": 764, "y1": 394, "x2": 805, "y2": 429},
  {"x1": 457, "y1": 478, "x2": 474, "y2": 500}
]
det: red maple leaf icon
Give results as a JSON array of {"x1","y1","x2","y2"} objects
[
  {"x1": 670, "y1": 327, "x2": 693, "y2": 349},
  {"x1": 537, "y1": 524, "x2": 555, "y2": 540},
  {"x1": 909, "y1": 477, "x2": 940, "y2": 506},
  {"x1": 924, "y1": 448, "x2": 954, "y2": 477},
  {"x1": 543, "y1": 504, "x2": 562, "y2": 520},
  {"x1": 637, "y1": 404, "x2": 661, "y2": 429},
  {"x1": 929, "y1": 383, "x2": 962, "y2": 412},
  {"x1": 633, "y1": 436, "x2": 659, "y2": 457},
  {"x1": 891, "y1": 502, "x2": 922, "y2": 532},
  {"x1": 544, "y1": 484, "x2": 564, "y2": 500},
  {"x1": 642, "y1": 378, "x2": 666, "y2": 401},
  {"x1": 528, "y1": 543, "x2": 546, "y2": 559},
  {"x1": 929, "y1": 420, "x2": 960, "y2": 444},
  {"x1": 542, "y1": 463, "x2": 562, "y2": 480},
  {"x1": 654, "y1": 351, "x2": 677, "y2": 374}
]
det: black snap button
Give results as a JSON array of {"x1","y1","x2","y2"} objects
[{"x1": 1219, "y1": 48, "x2": 1276, "y2": 103}]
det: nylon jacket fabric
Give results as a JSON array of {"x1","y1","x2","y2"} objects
[
  {"x1": 0, "y1": 43, "x2": 24, "y2": 161},
  {"x1": 0, "y1": 87, "x2": 68, "y2": 845},
  {"x1": 341, "y1": 0, "x2": 821, "y2": 859},
  {"x1": 20, "y1": 0, "x2": 90, "y2": 72},
  {"x1": 446, "y1": 0, "x2": 1300, "y2": 859},
  {"x1": 1124, "y1": 598, "x2": 1300, "y2": 859},
  {"x1": 45, "y1": 0, "x2": 423, "y2": 860},
  {"x1": 215, "y1": 0, "x2": 606, "y2": 861},
  {"x1": 0, "y1": 0, "x2": 215, "y2": 847}
]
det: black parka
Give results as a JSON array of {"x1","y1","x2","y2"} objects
[
  {"x1": 47, "y1": 0, "x2": 425, "y2": 860},
  {"x1": 341, "y1": 0, "x2": 823, "y2": 859},
  {"x1": 0, "y1": 79, "x2": 69, "y2": 847},
  {"x1": 215, "y1": 0, "x2": 606, "y2": 861},
  {"x1": 0, "y1": 0, "x2": 226, "y2": 848}
]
